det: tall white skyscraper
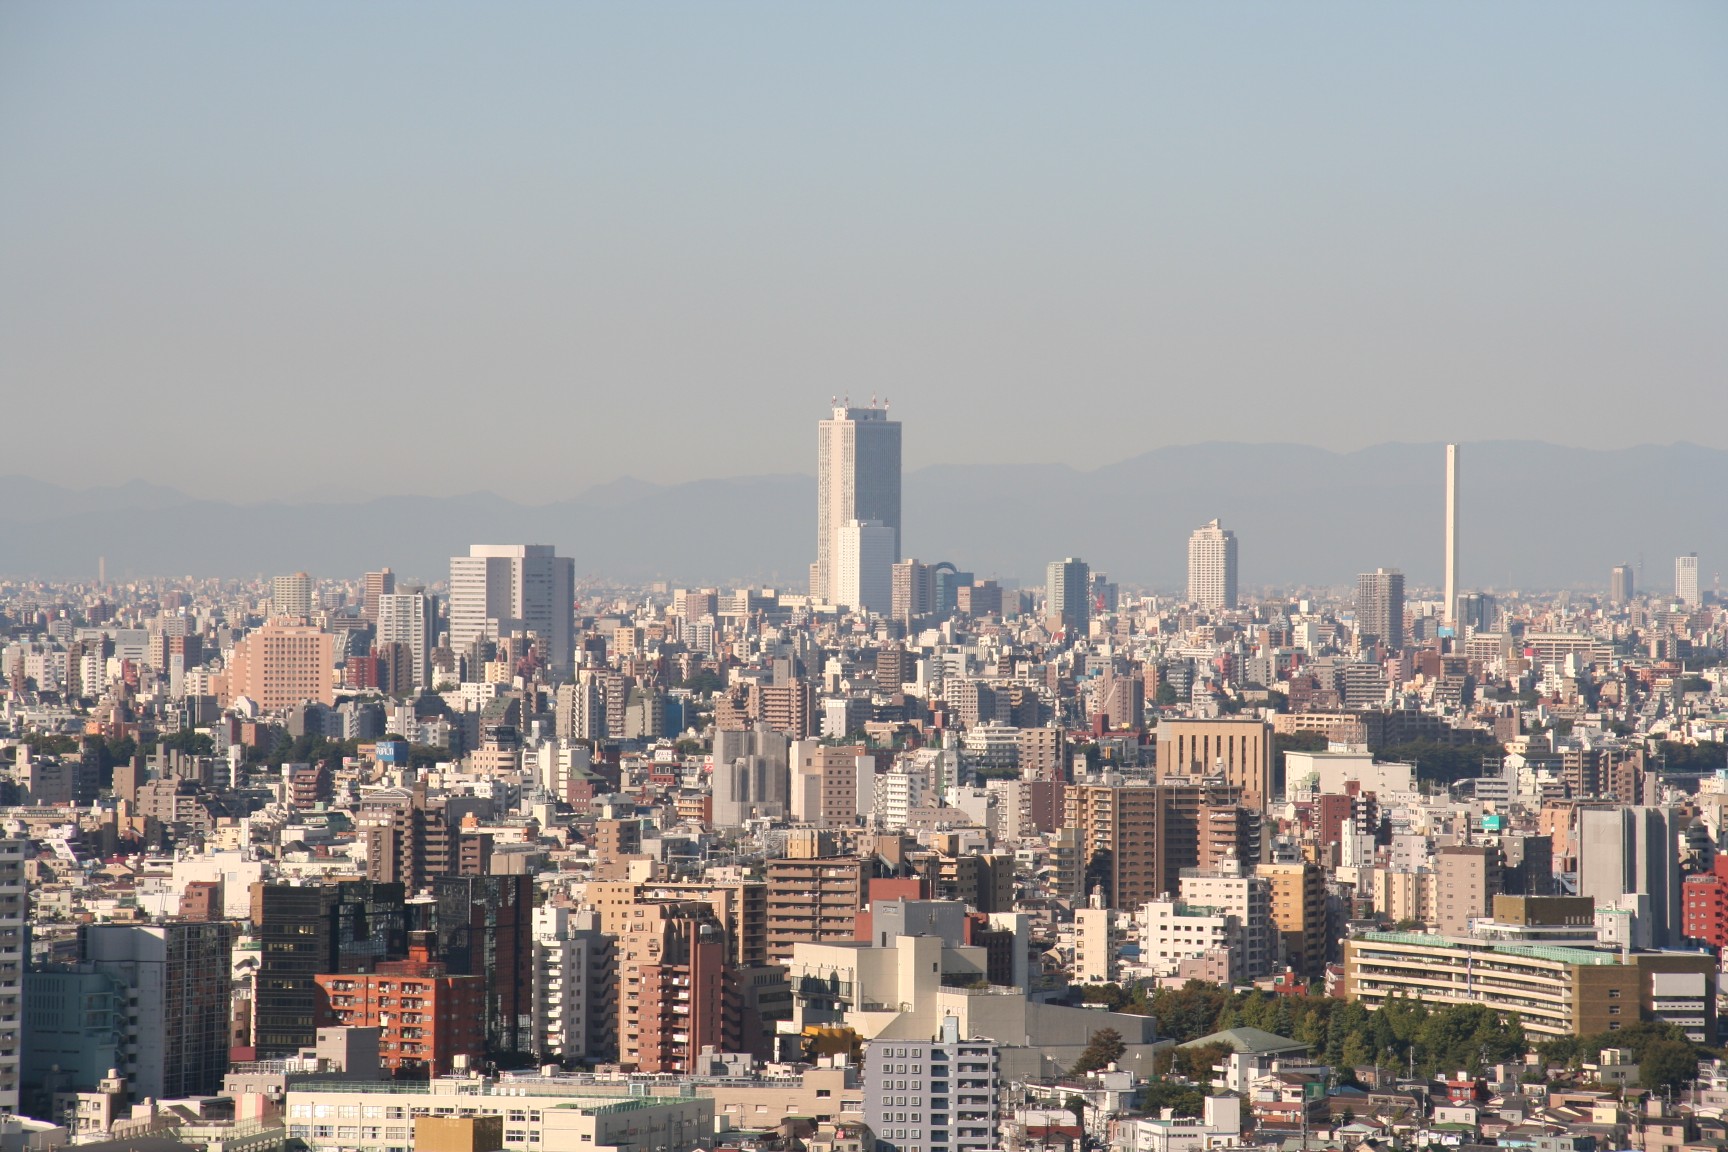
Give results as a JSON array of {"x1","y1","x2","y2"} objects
[
  {"x1": 814, "y1": 403, "x2": 901, "y2": 605},
  {"x1": 1357, "y1": 568, "x2": 1406, "y2": 650},
  {"x1": 1187, "y1": 519, "x2": 1238, "y2": 609},
  {"x1": 270, "y1": 571, "x2": 313, "y2": 620},
  {"x1": 835, "y1": 519, "x2": 895, "y2": 614},
  {"x1": 448, "y1": 544, "x2": 576, "y2": 675},
  {"x1": 376, "y1": 586, "x2": 435, "y2": 690},
  {"x1": 1676, "y1": 553, "x2": 1700, "y2": 608}
]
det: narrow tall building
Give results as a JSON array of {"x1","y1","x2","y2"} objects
[
  {"x1": 361, "y1": 568, "x2": 395, "y2": 623},
  {"x1": 1444, "y1": 444, "x2": 1460, "y2": 627},
  {"x1": 1045, "y1": 557, "x2": 1091, "y2": 634},
  {"x1": 814, "y1": 403, "x2": 902, "y2": 605},
  {"x1": 447, "y1": 545, "x2": 576, "y2": 676},
  {"x1": 1356, "y1": 568, "x2": 1406, "y2": 651},
  {"x1": 1187, "y1": 519, "x2": 1238, "y2": 610},
  {"x1": 1676, "y1": 553, "x2": 1701, "y2": 608},
  {"x1": 376, "y1": 586, "x2": 435, "y2": 690},
  {"x1": 865, "y1": 1021, "x2": 1001, "y2": 1152},
  {"x1": 1610, "y1": 564, "x2": 1635, "y2": 607}
]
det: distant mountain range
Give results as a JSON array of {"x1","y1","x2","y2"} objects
[{"x1": 0, "y1": 441, "x2": 1721, "y2": 593}]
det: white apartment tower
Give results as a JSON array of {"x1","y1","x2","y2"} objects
[
  {"x1": 1677, "y1": 553, "x2": 1700, "y2": 608},
  {"x1": 448, "y1": 544, "x2": 576, "y2": 676},
  {"x1": 1187, "y1": 519, "x2": 1238, "y2": 609},
  {"x1": 270, "y1": 571, "x2": 314, "y2": 620},
  {"x1": 814, "y1": 403, "x2": 902, "y2": 605},
  {"x1": 376, "y1": 587, "x2": 435, "y2": 690},
  {"x1": 836, "y1": 520, "x2": 896, "y2": 614}
]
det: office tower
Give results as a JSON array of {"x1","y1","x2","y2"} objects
[
  {"x1": 1611, "y1": 564, "x2": 1635, "y2": 607},
  {"x1": 0, "y1": 842, "x2": 20, "y2": 1111},
  {"x1": 1155, "y1": 717, "x2": 1273, "y2": 813},
  {"x1": 712, "y1": 724, "x2": 791, "y2": 827},
  {"x1": 79, "y1": 921, "x2": 236, "y2": 1099},
  {"x1": 814, "y1": 403, "x2": 902, "y2": 605},
  {"x1": 377, "y1": 587, "x2": 435, "y2": 690},
  {"x1": 1579, "y1": 806, "x2": 1681, "y2": 948},
  {"x1": 447, "y1": 544, "x2": 576, "y2": 676},
  {"x1": 1356, "y1": 567, "x2": 1406, "y2": 650},
  {"x1": 1677, "y1": 553, "x2": 1701, "y2": 608},
  {"x1": 1187, "y1": 519, "x2": 1239, "y2": 610},
  {"x1": 1444, "y1": 444, "x2": 1460, "y2": 626},
  {"x1": 271, "y1": 571, "x2": 314, "y2": 620},
  {"x1": 1256, "y1": 861, "x2": 1326, "y2": 979},
  {"x1": 865, "y1": 1022, "x2": 1001, "y2": 1152},
  {"x1": 891, "y1": 558, "x2": 935, "y2": 625},
  {"x1": 223, "y1": 619, "x2": 335, "y2": 709},
  {"x1": 835, "y1": 520, "x2": 895, "y2": 614},
  {"x1": 434, "y1": 875, "x2": 534, "y2": 1059},
  {"x1": 362, "y1": 568, "x2": 395, "y2": 623},
  {"x1": 1045, "y1": 557, "x2": 1091, "y2": 633},
  {"x1": 1435, "y1": 845, "x2": 1500, "y2": 935}
]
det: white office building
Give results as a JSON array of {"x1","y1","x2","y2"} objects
[
  {"x1": 814, "y1": 404, "x2": 902, "y2": 605},
  {"x1": 448, "y1": 544, "x2": 576, "y2": 676}
]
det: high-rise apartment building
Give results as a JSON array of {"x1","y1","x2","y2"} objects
[
  {"x1": 271, "y1": 571, "x2": 314, "y2": 620},
  {"x1": 1187, "y1": 519, "x2": 1238, "y2": 610},
  {"x1": 1676, "y1": 553, "x2": 1700, "y2": 608},
  {"x1": 1356, "y1": 568, "x2": 1406, "y2": 651},
  {"x1": 891, "y1": 559, "x2": 935, "y2": 626},
  {"x1": 814, "y1": 404, "x2": 902, "y2": 605},
  {"x1": 835, "y1": 520, "x2": 895, "y2": 614},
  {"x1": 448, "y1": 545, "x2": 576, "y2": 676},
  {"x1": 1257, "y1": 861, "x2": 1326, "y2": 979},
  {"x1": 79, "y1": 921, "x2": 236, "y2": 1099},
  {"x1": 531, "y1": 906, "x2": 615, "y2": 1063},
  {"x1": 765, "y1": 856, "x2": 869, "y2": 962},
  {"x1": 865, "y1": 1022, "x2": 1001, "y2": 1152},
  {"x1": 1610, "y1": 564, "x2": 1635, "y2": 607},
  {"x1": 314, "y1": 937, "x2": 485, "y2": 1077},
  {"x1": 362, "y1": 568, "x2": 395, "y2": 623},
  {"x1": 223, "y1": 619, "x2": 335, "y2": 709},
  {"x1": 376, "y1": 587, "x2": 435, "y2": 690},
  {"x1": 1045, "y1": 557, "x2": 1091, "y2": 634}
]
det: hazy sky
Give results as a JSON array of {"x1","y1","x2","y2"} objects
[{"x1": 2, "y1": 2, "x2": 1724, "y2": 502}]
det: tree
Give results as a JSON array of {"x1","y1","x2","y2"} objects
[
  {"x1": 1070, "y1": 1027, "x2": 1126, "y2": 1075},
  {"x1": 1640, "y1": 1039, "x2": 1699, "y2": 1094}
]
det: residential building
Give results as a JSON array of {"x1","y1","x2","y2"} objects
[
  {"x1": 314, "y1": 936, "x2": 485, "y2": 1076},
  {"x1": 1676, "y1": 553, "x2": 1700, "y2": 608},
  {"x1": 0, "y1": 841, "x2": 25, "y2": 1111},
  {"x1": 765, "y1": 856, "x2": 869, "y2": 962},
  {"x1": 864, "y1": 1020, "x2": 1001, "y2": 1152},
  {"x1": 271, "y1": 571, "x2": 314, "y2": 620},
  {"x1": 1187, "y1": 520, "x2": 1238, "y2": 610},
  {"x1": 223, "y1": 619, "x2": 335, "y2": 709},
  {"x1": 376, "y1": 587, "x2": 435, "y2": 690},
  {"x1": 1356, "y1": 568, "x2": 1406, "y2": 650},
  {"x1": 1257, "y1": 862, "x2": 1325, "y2": 979}
]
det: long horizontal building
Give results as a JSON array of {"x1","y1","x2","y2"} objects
[
  {"x1": 1343, "y1": 931, "x2": 1717, "y2": 1040},
  {"x1": 285, "y1": 1079, "x2": 713, "y2": 1152}
]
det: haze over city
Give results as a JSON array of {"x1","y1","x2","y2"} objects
[{"x1": 3, "y1": 8, "x2": 1728, "y2": 1152}]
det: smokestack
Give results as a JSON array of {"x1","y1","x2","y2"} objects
[{"x1": 1444, "y1": 444, "x2": 1460, "y2": 627}]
